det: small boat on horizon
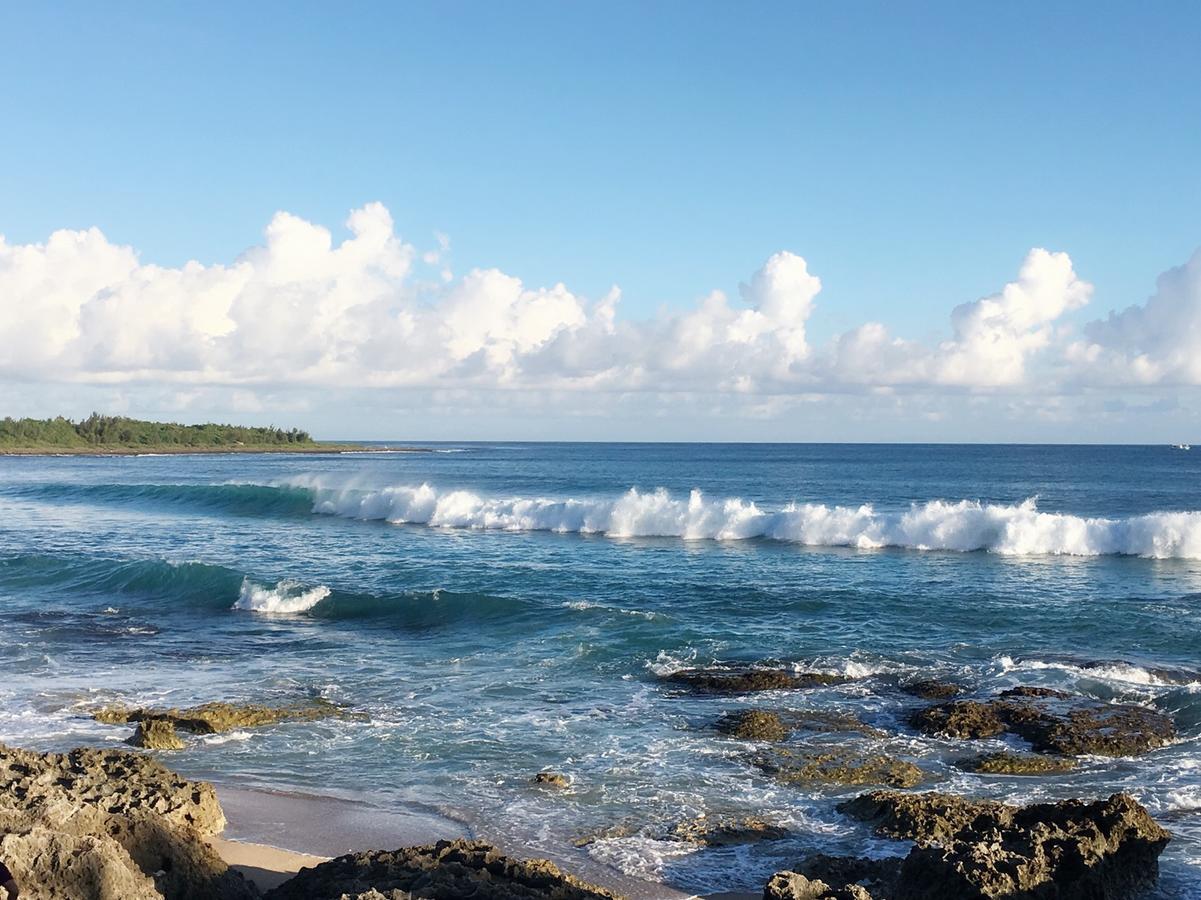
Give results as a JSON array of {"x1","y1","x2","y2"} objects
[{"x1": 1169, "y1": 443, "x2": 1191, "y2": 450}]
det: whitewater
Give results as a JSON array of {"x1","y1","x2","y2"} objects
[
  {"x1": 2, "y1": 442, "x2": 1200, "y2": 897},
  {"x1": 285, "y1": 476, "x2": 1201, "y2": 558}
]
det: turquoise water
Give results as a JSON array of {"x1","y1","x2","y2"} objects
[{"x1": 1, "y1": 444, "x2": 1199, "y2": 895}]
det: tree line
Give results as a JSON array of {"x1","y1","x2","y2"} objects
[{"x1": 0, "y1": 414, "x2": 314, "y2": 448}]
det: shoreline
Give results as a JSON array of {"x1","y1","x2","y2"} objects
[
  {"x1": 208, "y1": 782, "x2": 752, "y2": 899},
  {"x1": 0, "y1": 444, "x2": 432, "y2": 457}
]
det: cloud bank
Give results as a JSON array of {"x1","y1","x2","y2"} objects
[{"x1": 1, "y1": 203, "x2": 1197, "y2": 405}]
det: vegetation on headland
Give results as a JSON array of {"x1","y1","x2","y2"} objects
[{"x1": 0, "y1": 413, "x2": 343, "y2": 454}]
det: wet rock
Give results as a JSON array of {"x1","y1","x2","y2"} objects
[
  {"x1": 837, "y1": 790, "x2": 1010, "y2": 844},
  {"x1": 909, "y1": 701, "x2": 1006, "y2": 739},
  {"x1": 1005, "y1": 701, "x2": 1176, "y2": 757},
  {"x1": 756, "y1": 748, "x2": 924, "y2": 788},
  {"x1": 901, "y1": 680, "x2": 962, "y2": 700},
  {"x1": 960, "y1": 751, "x2": 1077, "y2": 775},
  {"x1": 662, "y1": 666, "x2": 849, "y2": 694},
  {"x1": 670, "y1": 815, "x2": 789, "y2": 846},
  {"x1": 96, "y1": 699, "x2": 344, "y2": 734},
  {"x1": 717, "y1": 709, "x2": 790, "y2": 741},
  {"x1": 786, "y1": 711, "x2": 887, "y2": 739},
  {"x1": 131, "y1": 719, "x2": 186, "y2": 751},
  {"x1": 765, "y1": 871, "x2": 877, "y2": 900},
  {"x1": 531, "y1": 772, "x2": 570, "y2": 788},
  {"x1": 894, "y1": 793, "x2": 1170, "y2": 900},
  {"x1": 997, "y1": 685, "x2": 1071, "y2": 699},
  {"x1": 265, "y1": 838, "x2": 620, "y2": 900},
  {"x1": 570, "y1": 824, "x2": 637, "y2": 848}
]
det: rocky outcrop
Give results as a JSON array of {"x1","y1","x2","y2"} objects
[
  {"x1": 818, "y1": 791, "x2": 1172, "y2": 900},
  {"x1": 531, "y1": 772, "x2": 570, "y2": 788},
  {"x1": 959, "y1": 751, "x2": 1077, "y2": 775},
  {"x1": 662, "y1": 667, "x2": 849, "y2": 694},
  {"x1": 0, "y1": 743, "x2": 256, "y2": 900},
  {"x1": 95, "y1": 699, "x2": 343, "y2": 735},
  {"x1": 131, "y1": 719, "x2": 186, "y2": 751},
  {"x1": 718, "y1": 709, "x2": 790, "y2": 741},
  {"x1": 0, "y1": 828, "x2": 162, "y2": 900},
  {"x1": 755, "y1": 748, "x2": 924, "y2": 788},
  {"x1": 900, "y1": 680, "x2": 962, "y2": 700},
  {"x1": 670, "y1": 816, "x2": 789, "y2": 846},
  {"x1": 910, "y1": 691, "x2": 1175, "y2": 757},
  {"x1": 265, "y1": 839, "x2": 620, "y2": 900}
]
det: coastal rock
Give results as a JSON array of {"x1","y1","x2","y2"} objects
[
  {"x1": 0, "y1": 827, "x2": 161, "y2": 900},
  {"x1": 265, "y1": 839, "x2": 621, "y2": 900},
  {"x1": 910, "y1": 692, "x2": 1176, "y2": 757},
  {"x1": 0, "y1": 743, "x2": 256, "y2": 899},
  {"x1": 96, "y1": 699, "x2": 343, "y2": 735},
  {"x1": 837, "y1": 791, "x2": 1009, "y2": 844},
  {"x1": 662, "y1": 666, "x2": 849, "y2": 694},
  {"x1": 532, "y1": 772, "x2": 570, "y2": 788},
  {"x1": 131, "y1": 719, "x2": 186, "y2": 751},
  {"x1": 755, "y1": 748, "x2": 924, "y2": 788},
  {"x1": 901, "y1": 680, "x2": 962, "y2": 700},
  {"x1": 909, "y1": 701, "x2": 1006, "y2": 739},
  {"x1": 894, "y1": 793, "x2": 1171, "y2": 900},
  {"x1": 764, "y1": 871, "x2": 876, "y2": 900},
  {"x1": 959, "y1": 751, "x2": 1077, "y2": 775},
  {"x1": 717, "y1": 709, "x2": 790, "y2": 741},
  {"x1": 671, "y1": 816, "x2": 789, "y2": 846}
]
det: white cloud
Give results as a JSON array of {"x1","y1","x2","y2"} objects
[{"x1": 0, "y1": 202, "x2": 1196, "y2": 409}]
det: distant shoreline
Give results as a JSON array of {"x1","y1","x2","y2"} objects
[{"x1": 0, "y1": 444, "x2": 432, "y2": 457}]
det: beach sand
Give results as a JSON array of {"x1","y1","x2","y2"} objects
[{"x1": 210, "y1": 784, "x2": 759, "y2": 899}]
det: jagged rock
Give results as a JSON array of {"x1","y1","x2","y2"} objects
[
  {"x1": 901, "y1": 680, "x2": 962, "y2": 700},
  {"x1": 96, "y1": 699, "x2": 343, "y2": 734},
  {"x1": 960, "y1": 751, "x2": 1077, "y2": 775},
  {"x1": 909, "y1": 701, "x2": 1006, "y2": 739},
  {"x1": 893, "y1": 793, "x2": 1171, "y2": 900},
  {"x1": 717, "y1": 709, "x2": 790, "y2": 741},
  {"x1": 0, "y1": 743, "x2": 256, "y2": 899},
  {"x1": 755, "y1": 748, "x2": 924, "y2": 788},
  {"x1": 793, "y1": 854, "x2": 901, "y2": 895},
  {"x1": 911, "y1": 692, "x2": 1175, "y2": 757},
  {"x1": 131, "y1": 719, "x2": 186, "y2": 751},
  {"x1": 670, "y1": 816, "x2": 789, "y2": 846},
  {"x1": 662, "y1": 667, "x2": 849, "y2": 694},
  {"x1": 265, "y1": 839, "x2": 621, "y2": 900},
  {"x1": 531, "y1": 772, "x2": 570, "y2": 788},
  {"x1": 765, "y1": 871, "x2": 876, "y2": 900},
  {"x1": 0, "y1": 827, "x2": 161, "y2": 900},
  {"x1": 837, "y1": 791, "x2": 1010, "y2": 844}
]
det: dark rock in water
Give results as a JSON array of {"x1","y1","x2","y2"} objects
[
  {"x1": 1004, "y1": 701, "x2": 1176, "y2": 757},
  {"x1": 756, "y1": 748, "x2": 924, "y2": 788},
  {"x1": 894, "y1": 793, "x2": 1171, "y2": 900},
  {"x1": 909, "y1": 701, "x2": 1006, "y2": 739},
  {"x1": 662, "y1": 666, "x2": 849, "y2": 694},
  {"x1": 531, "y1": 771, "x2": 570, "y2": 788},
  {"x1": 959, "y1": 751, "x2": 1077, "y2": 775},
  {"x1": 96, "y1": 698, "x2": 345, "y2": 734},
  {"x1": 671, "y1": 815, "x2": 789, "y2": 846},
  {"x1": 130, "y1": 718, "x2": 186, "y2": 751},
  {"x1": 837, "y1": 790, "x2": 1010, "y2": 844},
  {"x1": 786, "y1": 710, "x2": 887, "y2": 739},
  {"x1": 717, "y1": 709, "x2": 791, "y2": 741},
  {"x1": 901, "y1": 680, "x2": 962, "y2": 700},
  {"x1": 910, "y1": 691, "x2": 1176, "y2": 757},
  {"x1": 265, "y1": 838, "x2": 621, "y2": 900},
  {"x1": 0, "y1": 742, "x2": 256, "y2": 899}
]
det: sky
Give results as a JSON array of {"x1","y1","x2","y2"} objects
[{"x1": 1, "y1": 1, "x2": 1200, "y2": 442}]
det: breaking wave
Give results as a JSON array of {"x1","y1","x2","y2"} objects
[
  {"x1": 288, "y1": 478, "x2": 1201, "y2": 559},
  {"x1": 234, "y1": 578, "x2": 331, "y2": 614}
]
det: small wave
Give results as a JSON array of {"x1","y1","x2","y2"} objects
[
  {"x1": 234, "y1": 578, "x2": 330, "y2": 614},
  {"x1": 998, "y1": 655, "x2": 1201, "y2": 688},
  {"x1": 284, "y1": 477, "x2": 1201, "y2": 559}
]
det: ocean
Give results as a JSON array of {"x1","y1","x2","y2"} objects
[{"x1": 1, "y1": 443, "x2": 1199, "y2": 896}]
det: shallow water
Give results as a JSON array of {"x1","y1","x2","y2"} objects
[{"x1": 1, "y1": 443, "x2": 1199, "y2": 896}]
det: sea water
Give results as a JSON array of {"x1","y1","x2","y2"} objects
[{"x1": 0, "y1": 443, "x2": 1199, "y2": 896}]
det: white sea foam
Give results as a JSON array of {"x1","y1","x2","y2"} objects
[
  {"x1": 283, "y1": 477, "x2": 1201, "y2": 558},
  {"x1": 233, "y1": 578, "x2": 330, "y2": 614},
  {"x1": 997, "y1": 655, "x2": 1200, "y2": 688}
]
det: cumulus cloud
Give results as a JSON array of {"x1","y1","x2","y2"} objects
[{"x1": 0, "y1": 202, "x2": 1195, "y2": 401}]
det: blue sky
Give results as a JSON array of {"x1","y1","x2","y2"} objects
[{"x1": 1, "y1": 2, "x2": 1200, "y2": 440}]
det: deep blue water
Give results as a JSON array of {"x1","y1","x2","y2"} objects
[{"x1": 1, "y1": 443, "x2": 1199, "y2": 896}]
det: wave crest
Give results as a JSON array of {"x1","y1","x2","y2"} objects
[
  {"x1": 289, "y1": 478, "x2": 1201, "y2": 559},
  {"x1": 234, "y1": 578, "x2": 330, "y2": 614}
]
